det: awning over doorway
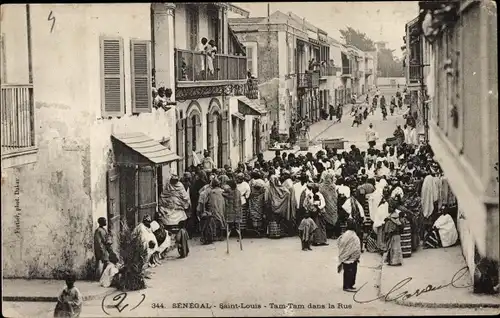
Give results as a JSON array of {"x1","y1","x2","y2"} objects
[
  {"x1": 237, "y1": 96, "x2": 267, "y2": 116},
  {"x1": 231, "y1": 112, "x2": 245, "y2": 120},
  {"x1": 111, "y1": 132, "x2": 180, "y2": 166}
]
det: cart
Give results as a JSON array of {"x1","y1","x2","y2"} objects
[
  {"x1": 386, "y1": 136, "x2": 398, "y2": 146},
  {"x1": 322, "y1": 138, "x2": 345, "y2": 150}
]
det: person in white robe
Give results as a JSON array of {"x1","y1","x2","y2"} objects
[{"x1": 424, "y1": 206, "x2": 458, "y2": 248}]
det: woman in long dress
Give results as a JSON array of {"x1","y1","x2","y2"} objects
[
  {"x1": 383, "y1": 204, "x2": 403, "y2": 266},
  {"x1": 267, "y1": 175, "x2": 293, "y2": 238},
  {"x1": 204, "y1": 178, "x2": 226, "y2": 242},
  {"x1": 307, "y1": 184, "x2": 329, "y2": 246},
  {"x1": 319, "y1": 171, "x2": 338, "y2": 238},
  {"x1": 248, "y1": 171, "x2": 267, "y2": 235}
]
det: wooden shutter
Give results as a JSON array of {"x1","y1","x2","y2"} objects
[
  {"x1": 176, "y1": 118, "x2": 185, "y2": 175},
  {"x1": 137, "y1": 166, "x2": 157, "y2": 224},
  {"x1": 207, "y1": 113, "x2": 214, "y2": 159},
  {"x1": 186, "y1": 117, "x2": 193, "y2": 167},
  {"x1": 131, "y1": 40, "x2": 152, "y2": 113},
  {"x1": 221, "y1": 110, "x2": 229, "y2": 167},
  {"x1": 100, "y1": 37, "x2": 124, "y2": 117}
]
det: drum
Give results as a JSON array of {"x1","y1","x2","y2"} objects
[
  {"x1": 268, "y1": 221, "x2": 281, "y2": 239},
  {"x1": 401, "y1": 223, "x2": 412, "y2": 258},
  {"x1": 240, "y1": 203, "x2": 248, "y2": 231}
]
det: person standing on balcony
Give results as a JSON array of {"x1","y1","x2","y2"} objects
[
  {"x1": 199, "y1": 37, "x2": 208, "y2": 78},
  {"x1": 205, "y1": 40, "x2": 217, "y2": 78}
]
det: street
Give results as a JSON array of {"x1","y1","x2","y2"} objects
[{"x1": 3, "y1": 237, "x2": 497, "y2": 317}]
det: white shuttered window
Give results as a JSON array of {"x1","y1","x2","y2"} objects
[
  {"x1": 130, "y1": 40, "x2": 152, "y2": 113},
  {"x1": 100, "y1": 37, "x2": 125, "y2": 117}
]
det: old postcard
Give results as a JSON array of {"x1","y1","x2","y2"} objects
[{"x1": 1, "y1": 1, "x2": 499, "y2": 317}]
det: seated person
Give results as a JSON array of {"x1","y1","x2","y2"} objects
[{"x1": 424, "y1": 205, "x2": 458, "y2": 249}]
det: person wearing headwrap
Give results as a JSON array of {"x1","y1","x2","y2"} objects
[
  {"x1": 200, "y1": 177, "x2": 226, "y2": 244},
  {"x1": 423, "y1": 204, "x2": 458, "y2": 249},
  {"x1": 319, "y1": 171, "x2": 338, "y2": 238},
  {"x1": 267, "y1": 175, "x2": 294, "y2": 238},
  {"x1": 247, "y1": 171, "x2": 267, "y2": 235},
  {"x1": 383, "y1": 204, "x2": 403, "y2": 266},
  {"x1": 306, "y1": 183, "x2": 328, "y2": 246},
  {"x1": 158, "y1": 174, "x2": 191, "y2": 227},
  {"x1": 132, "y1": 214, "x2": 159, "y2": 268}
]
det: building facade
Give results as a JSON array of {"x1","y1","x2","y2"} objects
[
  {"x1": 418, "y1": 0, "x2": 498, "y2": 291},
  {"x1": 1, "y1": 2, "x2": 254, "y2": 279}
]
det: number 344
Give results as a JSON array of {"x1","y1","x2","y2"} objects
[{"x1": 151, "y1": 303, "x2": 165, "y2": 309}]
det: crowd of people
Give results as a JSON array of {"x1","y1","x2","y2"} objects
[{"x1": 90, "y1": 89, "x2": 459, "y2": 294}]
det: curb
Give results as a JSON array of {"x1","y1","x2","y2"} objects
[
  {"x1": 2, "y1": 288, "x2": 115, "y2": 303},
  {"x1": 377, "y1": 259, "x2": 500, "y2": 309}
]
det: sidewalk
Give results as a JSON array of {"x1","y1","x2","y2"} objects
[
  {"x1": 379, "y1": 245, "x2": 500, "y2": 308},
  {"x1": 2, "y1": 279, "x2": 114, "y2": 302}
]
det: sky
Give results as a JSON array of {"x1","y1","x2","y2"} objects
[{"x1": 232, "y1": 1, "x2": 420, "y2": 58}]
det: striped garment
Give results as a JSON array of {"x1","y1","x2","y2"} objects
[{"x1": 424, "y1": 229, "x2": 442, "y2": 249}]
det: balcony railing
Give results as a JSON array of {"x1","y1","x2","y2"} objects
[
  {"x1": 409, "y1": 64, "x2": 422, "y2": 83},
  {"x1": 310, "y1": 71, "x2": 320, "y2": 88},
  {"x1": 1, "y1": 84, "x2": 35, "y2": 153},
  {"x1": 297, "y1": 73, "x2": 310, "y2": 89},
  {"x1": 297, "y1": 71, "x2": 320, "y2": 89},
  {"x1": 319, "y1": 64, "x2": 335, "y2": 77},
  {"x1": 175, "y1": 49, "x2": 247, "y2": 83},
  {"x1": 342, "y1": 67, "x2": 352, "y2": 76}
]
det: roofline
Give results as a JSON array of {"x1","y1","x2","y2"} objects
[{"x1": 228, "y1": 3, "x2": 250, "y2": 18}]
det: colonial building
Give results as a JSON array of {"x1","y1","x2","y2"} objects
[
  {"x1": 404, "y1": 15, "x2": 430, "y2": 137},
  {"x1": 1, "y1": 3, "x2": 177, "y2": 279},
  {"x1": 418, "y1": 0, "x2": 498, "y2": 292},
  {"x1": 157, "y1": 2, "x2": 263, "y2": 172},
  {"x1": 326, "y1": 36, "x2": 344, "y2": 112},
  {"x1": 340, "y1": 45, "x2": 353, "y2": 100},
  {"x1": 1, "y1": 2, "x2": 255, "y2": 279}
]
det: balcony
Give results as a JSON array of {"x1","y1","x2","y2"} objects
[
  {"x1": 297, "y1": 71, "x2": 320, "y2": 89},
  {"x1": 1, "y1": 84, "x2": 37, "y2": 167},
  {"x1": 341, "y1": 66, "x2": 352, "y2": 78},
  {"x1": 409, "y1": 64, "x2": 422, "y2": 84},
  {"x1": 175, "y1": 49, "x2": 247, "y2": 87},
  {"x1": 319, "y1": 64, "x2": 335, "y2": 78}
]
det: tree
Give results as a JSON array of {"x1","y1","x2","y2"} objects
[
  {"x1": 377, "y1": 48, "x2": 404, "y2": 77},
  {"x1": 339, "y1": 27, "x2": 376, "y2": 51}
]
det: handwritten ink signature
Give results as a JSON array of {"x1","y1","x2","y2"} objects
[
  {"x1": 353, "y1": 266, "x2": 471, "y2": 304},
  {"x1": 101, "y1": 291, "x2": 146, "y2": 316}
]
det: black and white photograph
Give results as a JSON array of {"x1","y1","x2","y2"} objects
[{"x1": 1, "y1": 1, "x2": 498, "y2": 317}]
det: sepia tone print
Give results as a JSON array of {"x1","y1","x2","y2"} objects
[{"x1": 1, "y1": 2, "x2": 498, "y2": 317}]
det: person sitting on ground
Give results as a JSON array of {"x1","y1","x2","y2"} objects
[
  {"x1": 54, "y1": 272, "x2": 83, "y2": 318},
  {"x1": 423, "y1": 205, "x2": 458, "y2": 249},
  {"x1": 99, "y1": 252, "x2": 123, "y2": 288}
]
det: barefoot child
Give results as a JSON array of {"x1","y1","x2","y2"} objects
[
  {"x1": 298, "y1": 210, "x2": 317, "y2": 251},
  {"x1": 54, "y1": 272, "x2": 83, "y2": 318}
]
